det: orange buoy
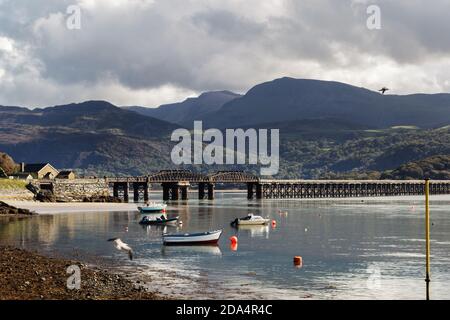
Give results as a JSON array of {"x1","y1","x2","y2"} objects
[
  {"x1": 293, "y1": 256, "x2": 303, "y2": 267},
  {"x1": 230, "y1": 236, "x2": 238, "y2": 244},
  {"x1": 230, "y1": 243, "x2": 238, "y2": 251}
]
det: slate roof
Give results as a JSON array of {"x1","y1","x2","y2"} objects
[{"x1": 23, "y1": 163, "x2": 51, "y2": 173}]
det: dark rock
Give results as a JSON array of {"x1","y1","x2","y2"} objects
[
  {"x1": 0, "y1": 201, "x2": 34, "y2": 215},
  {"x1": 35, "y1": 190, "x2": 56, "y2": 202}
]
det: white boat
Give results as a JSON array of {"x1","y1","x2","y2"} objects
[
  {"x1": 162, "y1": 229, "x2": 222, "y2": 246},
  {"x1": 231, "y1": 213, "x2": 270, "y2": 226},
  {"x1": 138, "y1": 202, "x2": 167, "y2": 213}
]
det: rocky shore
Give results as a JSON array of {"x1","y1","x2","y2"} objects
[
  {"x1": 0, "y1": 246, "x2": 162, "y2": 300},
  {"x1": 0, "y1": 201, "x2": 35, "y2": 216}
]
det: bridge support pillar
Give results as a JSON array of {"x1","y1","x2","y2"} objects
[
  {"x1": 123, "y1": 183, "x2": 129, "y2": 202},
  {"x1": 162, "y1": 182, "x2": 189, "y2": 201},
  {"x1": 133, "y1": 183, "x2": 139, "y2": 203},
  {"x1": 181, "y1": 186, "x2": 188, "y2": 200},
  {"x1": 247, "y1": 183, "x2": 255, "y2": 199},
  {"x1": 132, "y1": 182, "x2": 150, "y2": 202},
  {"x1": 144, "y1": 183, "x2": 149, "y2": 202},
  {"x1": 207, "y1": 183, "x2": 215, "y2": 200},
  {"x1": 162, "y1": 183, "x2": 170, "y2": 201},
  {"x1": 112, "y1": 182, "x2": 129, "y2": 202},
  {"x1": 256, "y1": 183, "x2": 263, "y2": 199},
  {"x1": 172, "y1": 186, "x2": 179, "y2": 200},
  {"x1": 113, "y1": 183, "x2": 119, "y2": 198},
  {"x1": 198, "y1": 183, "x2": 206, "y2": 200}
]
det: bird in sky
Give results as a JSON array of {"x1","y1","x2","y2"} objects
[
  {"x1": 108, "y1": 238, "x2": 133, "y2": 260},
  {"x1": 379, "y1": 87, "x2": 389, "y2": 94}
]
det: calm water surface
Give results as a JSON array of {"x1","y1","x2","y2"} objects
[{"x1": 1, "y1": 193, "x2": 449, "y2": 300}]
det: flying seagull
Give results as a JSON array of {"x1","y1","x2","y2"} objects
[
  {"x1": 379, "y1": 87, "x2": 389, "y2": 95},
  {"x1": 108, "y1": 238, "x2": 133, "y2": 260}
]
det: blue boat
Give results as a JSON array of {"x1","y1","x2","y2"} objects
[{"x1": 138, "y1": 202, "x2": 167, "y2": 213}]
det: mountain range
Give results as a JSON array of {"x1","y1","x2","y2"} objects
[
  {"x1": 1, "y1": 77, "x2": 449, "y2": 178},
  {"x1": 124, "y1": 90, "x2": 241, "y2": 127},
  {"x1": 0, "y1": 101, "x2": 177, "y2": 176},
  {"x1": 126, "y1": 77, "x2": 450, "y2": 129}
]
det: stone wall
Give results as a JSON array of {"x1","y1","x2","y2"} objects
[{"x1": 51, "y1": 179, "x2": 109, "y2": 202}]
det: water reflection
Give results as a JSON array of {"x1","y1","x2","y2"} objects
[
  {"x1": 1, "y1": 193, "x2": 450, "y2": 299},
  {"x1": 234, "y1": 225, "x2": 270, "y2": 239},
  {"x1": 161, "y1": 245, "x2": 222, "y2": 257}
]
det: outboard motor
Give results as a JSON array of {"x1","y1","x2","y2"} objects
[{"x1": 230, "y1": 218, "x2": 239, "y2": 226}]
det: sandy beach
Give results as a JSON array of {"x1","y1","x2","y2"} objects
[{"x1": 3, "y1": 200, "x2": 141, "y2": 214}]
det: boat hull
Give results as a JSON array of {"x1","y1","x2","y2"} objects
[
  {"x1": 237, "y1": 219, "x2": 270, "y2": 226},
  {"x1": 139, "y1": 217, "x2": 179, "y2": 225},
  {"x1": 163, "y1": 230, "x2": 222, "y2": 246},
  {"x1": 138, "y1": 205, "x2": 167, "y2": 213}
]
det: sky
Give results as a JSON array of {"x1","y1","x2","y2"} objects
[{"x1": 1, "y1": 0, "x2": 450, "y2": 108}]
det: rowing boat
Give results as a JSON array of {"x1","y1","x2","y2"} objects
[{"x1": 162, "y1": 229, "x2": 222, "y2": 246}]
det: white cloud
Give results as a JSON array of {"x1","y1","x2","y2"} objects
[{"x1": 0, "y1": 0, "x2": 450, "y2": 108}]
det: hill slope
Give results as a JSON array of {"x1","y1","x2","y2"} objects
[
  {"x1": 125, "y1": 91, "x2": 241, "y2": 127},
  {"x1": 0, "y1": 101, "x2": 178, "y2": 176},
  {"x1": 201, "y1": 78, "x2": 450, "y2": 128},
  {"x1": 1, "y1": 77, "x2": 450, "y2": 178},
  {"x1": 381, "y1": 155, "x2": 450, "y2": 180}
]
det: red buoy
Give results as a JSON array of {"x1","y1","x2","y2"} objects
[
  {"x1": 271, "y1": 220, "x2": 277, "y2": 228},
  {"x1": 230, "y1": 236, "x2": 238, "y2": 244},
  {"x1": 230, "y1": 243, "x2": 238, "y2": 251},
  {"x1": 294, "y1": 256, "x2": 303, "y2": 267}
]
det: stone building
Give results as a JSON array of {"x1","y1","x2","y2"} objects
[
  {"x1": 20, "y1": 163, "x2": 59, "y2": 179},
  {"x1": 56, "y1": 170, "x2": 76, "y2": 180}
]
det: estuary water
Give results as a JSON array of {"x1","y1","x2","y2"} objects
[{"x1": 1, "y1": 193, "x2": 450, "y2": 300}]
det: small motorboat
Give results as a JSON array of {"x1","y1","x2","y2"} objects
[
  {"x1": 162, "y1": 229, "x2": 222, "y2": 246},
  {"x1": 138, "y1": 202, "x2": 167, "y2": 213},
  {"x1": 139, "y1": 215, "x2": 179, "y2": 225},
  {"x1": 231, "y1": 213, "x2": 270, "y2": 226}
]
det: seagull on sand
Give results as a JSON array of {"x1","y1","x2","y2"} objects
[
  {"x1": 379, "y1": 87, "x2": 389, "y2": 95},
  {"x1": 108, "y1": 238, "x2": 133, "y2": 260}
]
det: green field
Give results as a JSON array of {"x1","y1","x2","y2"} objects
[{"x1": 0, "y1": 179, "x2": 28, "y2": 190}]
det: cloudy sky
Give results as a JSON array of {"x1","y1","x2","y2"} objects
[{"x1": 1, "y1": 0, "x2": 450, "y2": 108}]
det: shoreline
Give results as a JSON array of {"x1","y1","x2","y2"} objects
[
  {"x1": 0, "y1": 202, "x2": 167, "y2": 300},
  {"x1": 3, "y1": 194, "x2": 450, "y2": 215},
  {"x1": 0, "y1": 246, "x2": 163, "y2": 300}
]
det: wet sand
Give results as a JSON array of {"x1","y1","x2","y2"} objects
[{"x1": 3, "y1": 201, "x2": 140, "y2": 214}]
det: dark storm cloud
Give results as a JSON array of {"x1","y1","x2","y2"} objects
[{"x1": 1, "y1": 0, "x2": 450, "y2": 107}]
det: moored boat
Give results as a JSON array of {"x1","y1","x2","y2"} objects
[
  {"x1": 139, "y1": 215, "x2": 179, "y2": 225},
  {"x1": 138, "y1": 202, "x2": 167, "y2": 213},
  {"x1": 231, "y1": 213, "x2": 270, "y2": 226},
  {"x1": 162, "y1": 229, "x2": 222, "y2": 246}
]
